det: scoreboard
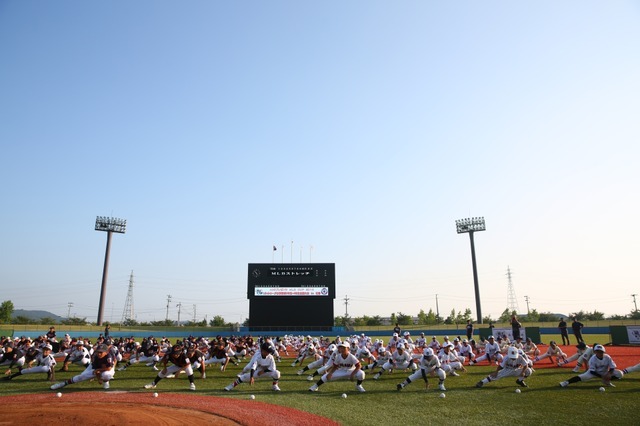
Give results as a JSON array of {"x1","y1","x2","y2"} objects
[{"x1": 247, "y1": 263, "x2": 335, "y2": 331}]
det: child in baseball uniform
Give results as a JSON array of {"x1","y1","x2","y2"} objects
[
  {"x1": 373, "y1": 342, "x2": 416, "y2": 379},
  {"x1": 224, "y1": 343, "x2": 281, "y2": 391},
  {"x1": 144, "y1": 344, "x2": 197, "y2": 391},
  {"x1": 309, "y1": 342, "x2": 365, "y2": 393},
  {"x1": 51, "y1": 344, "x2": 115, "y2": 390},
  {"x1": 396, "y1": 348, "x2": 446, "y2": 391},
  {"x1": 557, "y1": 342, "x2": 591, "y2": 370},
  {"x1": 469, "y1": 336, "x2": 503, "y2": 366},
  {"x1": 476, "y1": 346, "x2": 532, "y2": 388},
  {"x1": 533, "y1": 341, "x2": 567, "y2": 365},
  {"x1": 5, "y1": 344, "x2": 56, "y2": 381},
  {"x1": 560, "y1": 345, "x2": 623, "y2": 387}
]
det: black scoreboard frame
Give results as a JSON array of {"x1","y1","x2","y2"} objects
[{"x1": 247, "y1": 263, "x2": 335, "y2": 331}]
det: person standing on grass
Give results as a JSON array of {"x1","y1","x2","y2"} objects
[
  {"x1": 510, "y1": 314, "x2": 522, "y2": 340},
  {"x1": 393, "y1": 323, "x2": 402, "y2": 336},
  {"x1": 558, "y1": 318, "x2": 570, "y2": 345},
  {"x1": 572, "y1": 317, "x2": 585, "y2": 344},
  {"x1": 466, "y1": 320, "x2": 474, "y2": 340}
]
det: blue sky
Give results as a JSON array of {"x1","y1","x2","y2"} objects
[{"x1": 1, "y1": 1, "x2": 639, "y2": 324}]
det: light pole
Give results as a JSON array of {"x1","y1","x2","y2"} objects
[
  {"x1": 456, "y1": 217, "x2": 486, "y2": 324},
  {"x1": 95, "y1": 216, "x2": 126, "y2": 326}
]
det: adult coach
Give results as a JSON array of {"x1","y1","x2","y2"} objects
[
  {"x1": 510, "y1": 314, "x2": 522, "y2": 340},
  {"x1": 558, "y1": 318, "x2": 570, "y2": 345},
  {"x1": 465, "y1": 320, "x2": 474, "y2": 340},
  {"x1": 572, "y1": 317, "x2": 585, "y2": 344}
]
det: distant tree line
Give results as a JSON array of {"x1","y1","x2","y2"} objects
[
  {"x1": 0, "y1": 300, "x2": 242, "y2": 328},
  {"x1": 336, "y1": 306, "x2": 640, "y2": 327}
]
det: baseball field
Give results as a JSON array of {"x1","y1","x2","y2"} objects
[{"x1": 1, "y1": 336, "x2": 638, "y2": 425}]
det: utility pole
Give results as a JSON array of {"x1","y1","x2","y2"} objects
[
  {"x1": 193, "y1": 304, "x2": 197, "y2": 323},
  {"x1": 524, "y1": 295, "x2": 530, "y2": 315},
  {"x1": 165, "y1": 295, "x2": 172, "y2": 321},
  {"x1": 435, "y1": 294, "x2": 440, "y2": 322},
  {"x1": 633, "y1": 294, "x2": 638, "y2": 312},
  {"x1": 67, "y1": 302, "x2": 74, "y2": 319},
  {"x1": 343, "y1": 295, "x2": 350, "y2": 317},
  {"x1": 176, "y1": 302, "x2": 182, "y2": 326}
]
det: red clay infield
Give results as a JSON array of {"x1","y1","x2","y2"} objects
[{"x1": 0, "y1": 392, "x2": 340, "y2": 426}]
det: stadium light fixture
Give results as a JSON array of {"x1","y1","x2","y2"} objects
[
  {"x1": 95, "y1": 216, "x2": 127, "y2": 326},
  {"x1": 455, "y1": 217, "x2": 485, "y2": 324}
]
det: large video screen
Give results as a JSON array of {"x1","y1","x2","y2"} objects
[{"x1": 247, "y1": 263, "x2": 335, "y2": 330}]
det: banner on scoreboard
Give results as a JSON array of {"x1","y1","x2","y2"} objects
[{"x1": 254, "y1": 286, "x2": 330, "y2": 297}]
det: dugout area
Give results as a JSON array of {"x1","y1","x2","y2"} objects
[{"x1": 247, "y1": 263, "x2": 335, "y2": 332}]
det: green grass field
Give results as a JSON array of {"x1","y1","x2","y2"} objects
[{"x1": 1, "y1": 335, "x2": 638, "y2": 425}]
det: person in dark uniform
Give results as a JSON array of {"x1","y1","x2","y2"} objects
[
  {"x1": 46, "y1": 327, "x2": 60, "y2": 353},
  {"x1": 0, "y1": 343, "x2": 25, "y2": 375},
  {"x1": 510, "y1": 315, "x2": 522, "y2": 340},
  {"x1": 393, "y1": 323, "x2": 401, "y2": 336},
  {"x1": 558, "y1": 318, "x2": 570, "y2": 345},
  {"x1": 572, "y1": 318, "x2": 585, "y2": 344},
  {"x1": 466, "y1": 320, "x2": 474, "y2": 340},
  {"x1": 50, "y1": 344, "x2": 115, "y2": 390},
  {"x1": 144, "y1": 343, "x2": 196, "y2": 391}
]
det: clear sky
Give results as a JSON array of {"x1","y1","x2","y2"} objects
[{"x1": 1, "y1": 1, "x2": 639, "y2": 324}]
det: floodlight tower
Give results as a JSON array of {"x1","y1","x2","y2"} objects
[
  {"x1": 95, "y1": 216, "x2": 127, "y2": 326},
  {"x1": 455, "y1": 217, "x2": 486, "y2": 324}
]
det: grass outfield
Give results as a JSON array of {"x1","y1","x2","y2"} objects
[{"x1": 1, "y1": 341, "x2": 638, "y2": 425}]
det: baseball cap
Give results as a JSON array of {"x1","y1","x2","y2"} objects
[
  {"x1": 338, "y1": 342, "x2": 349, "y2": 348},
  {"x1": 593, "y1": 344, "x2": 605, "y2": 352},
  {"x1": 576, "y1": 342, "x2": 587, "y2": 350},
  {"x1": 43, "y1": 344, "x2": 53, "y2": 351},
  {"x1": 96, "y1": 344, "x2": 108, "y2": 352}
]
